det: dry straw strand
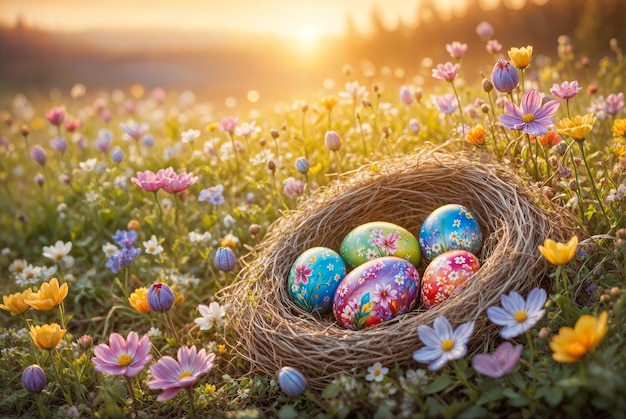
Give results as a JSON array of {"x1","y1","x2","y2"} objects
[{"x1": 220, "y1": 151, "x2": 578, "y2": 389}]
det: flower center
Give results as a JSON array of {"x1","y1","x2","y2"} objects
[
  {"x1": 179, "y1": 371, "x2": 193, "y2": 380},
  {"x1": 117, "y1": 354, "x2": 133, "y2": 366},
  {"x1": 441, "y1": 339, "x2": 454, "y2": 352},
  {"x1": 514, "y1": 311, "x2": 528, "y2": 322},
  {"x1": 566, "y1": 342, "x2": 588, "y2": 358},
  {"x1": 522, "y1": 113, "x2": 535, "y2": 123}
]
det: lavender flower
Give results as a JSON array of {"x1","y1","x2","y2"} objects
[
  {"x1": 472, "y1": 342, "x2": 522, "y2": 378},
  {"x1": 432, "y1": 62, "x2": 460, "y2": 82},
  {"x1": 499, "y1": 90, "x2": 560, "y2": 136},
  {"x1": 491, "y1": 59, "x2": 519, "y2": 93},
  {"x1": 413, "y1": 316, "x2": 474, "y2": 371},
  {"x1": 198, "y1": 184, "x2": 225, "y2": 206},
  {"x1": 487, "y1": 288, "x2": 547, "y2": 338},
  {"x1": 92, "y1": 331, "x2": 152, "y2": 377},
  {"x1": 550, "y1": 81, "x2": 582, "y2": 100}
]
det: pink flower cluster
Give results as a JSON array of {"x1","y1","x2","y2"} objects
[{"x1": 131, "y1": 167, "x2": 198, "y2": 194}]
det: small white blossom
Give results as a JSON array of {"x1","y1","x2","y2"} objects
[
  {"x1": 42, "y1": 240, "x2": 72, "y2": 262},
  {"x1": 181, "y1": 128, "x2": 201, "y2": 143},
  {"x1": 143, "y1": 235, "x2": 164, "y2": 255},
  {"x1": 102, "y1": 243, "x2": 119, "y2": 256},
  {"x1": 188, "y1": 231, "x2": 212, "y2": 243},
  {"x1": 79, "y1": 158, "x2": 97, "y2": 172},
  {"x1": 365, "y1": 362, "x2": 389, "y2": 382},
  {"x1": 147, "y1": 327, "x2": 162, "y2": 338},
  {"x1": 194, "y1": 302, "x2": 226, "y2": 331}
]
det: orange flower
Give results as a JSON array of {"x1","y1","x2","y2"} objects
[
  {"x1": 128, "y1": 287, "x2": 150, "y2": 314},
  {"x1": 1, "y1": 288, "x2": 33, "y2": 315},
  {"x1": 320, "y1": 96, "x2": 338, "y2": 111},
  {"x1": 466, "y1": 124, "x2": 487, "y2": 145},
  {"x1": 532, "y1": 131, "x2": 562, "y2": 147},
  {"x1": 612, "y1": 118, "x2": 626, "y2": 138},
  {"x1": 24, "y1": 278, "x2": 68, "y2": 311},
  {"x1": 550, "y1": 311, "x2": 608, "y2": 363}
]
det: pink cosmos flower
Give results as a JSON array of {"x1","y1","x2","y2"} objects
[
  {"x1": 372, "y1": 232, "x2": 400, "y2": 255},
  {"x1": 45, "y1": 107, "x2": 67, "y2": 126},
  {"x1": 499, "y1": 90, "x2": 560, "y2": 136},
  {"x1": 446, "y1": 42, "x2": 468, "y2": 59},
  {"x1": 550, "y1": 81, "x2": 582, "y2": 100},
  {"x1": 132, "y1": 169, "x2": 167, "y2": 192},
  {"x1": 92, "y1": 332, "x2": 152, "y2": 377},
  {"x1": 147, "y1": 346, "x2": 215, "y2": 402},
  {"x1": 294, "y1": 262, "x2": 312, "y2": 284},
  {"x1": 220, "y1": 116, "x2": 239, "y2": 133},
  {"x1": 64, "y1": 119, "x2": 81, "y2": 132},
  {"x1": 486, "y1": 39, "x2": 502, "y2": 54},
  {"x1": 476, "y1": 21, "x2": 494, "y2": 40},
  {"x1": 432, "y1": 93, "x2": 459, "y2": 115},
  {"x1": 605, "y1": 92, "x2": 624, "y2": 115},
  {"x1": 372, "y1": 283, "x2": 397, "y2": 309},
  {"x1": 120, "y1": 120, "x2": 150, "y2": 142},
  {"x1": 159, "y1": 167, "x2": 198, "y2": 194},
  {"x1": 283, "y1": 177, "x2": 305, "y2": 197},
  {"x1": 472, "y1": 341, "x2": 523, "y2": 378},
  {"x1": 431, "y1": 62, "x2": 460, "y2": 82}
]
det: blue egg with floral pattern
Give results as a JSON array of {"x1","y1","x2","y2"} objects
[
  {"x1": 287, "y1": 247, "x2": 346, "y2": 315},
  {"x1": 419, "y1": 204, "x2": 482, "y2": 261}
]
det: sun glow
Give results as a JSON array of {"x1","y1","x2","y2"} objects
[{"x1": 297, "y1": 27, "x2": 319, "y2": 51}]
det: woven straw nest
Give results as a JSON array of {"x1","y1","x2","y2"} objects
[{"x1": 222, "y1": 151, "x2": 578, "y2": 389}]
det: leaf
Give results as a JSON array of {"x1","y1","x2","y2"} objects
[
  {"x1": 544, "y1": 386, "x2": 564, "y2": 407},
  {"x1": 502, "y1": 388, "x2": 521, "y2": 399},
  {"x1": 424, "y1": 375, "x2": 453, "y2": 394},
  {"x1": 476, "y1": 386, "x2": 504, "y2": 405},
  {"x1": 278, "y1": 405, "x2": 299, "y2": 419},
  {"x1": 443, "y1": 401, "x2": 471, "y2": 419},
  {"x1": 321, "y1": 382, "x2": 341, "y2": 399},
  {"x1": 458, "y1": 406, "x2": 489, "y2": 419},
  {"x1": 426, "y1": 396, "x2": 444, "y2": 416},
  {"x1": 507, "y1": 372, "x2": 526, "y2": 390},
  {"x1": 374, "y1": 403, "x2": 392, "y2": 419}
]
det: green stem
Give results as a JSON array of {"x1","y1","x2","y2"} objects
[
  {"x1": 356, "y1": 113, "x2": 368, "y2": 156},
  {"x1": 452, "y1": 361, "x2": 478, "y2": 401},
  {"x1": 51, "y1": 349, "x2": 74, "y2": 405},
  {"x1": 127, "y1": 376, "x2": 137, "y2": 413},
  {"x1": 558, "y1": 265, "x2": 571, "y2": 295},
  {"x1": 165, "y1": 311, "x2": 181, "y2": 348},
  {"x1": 570, "y1": 149, "x2": 586, "y2": 225},
  {"x1": 153, "y1": 191, "x2": 163, "y2": 223},
  {"x1": 450, "y1": 81, "x2": 465, "y2": 148},
  {"x1": 187, "y1": 386, "x2": 197, "y2": 419},
  {"x1": 228, "y1": 132, "x2": 240, "y2": 172},
  {"x1": 578, "y1": 141, "x2": 611, "y2": 226}
]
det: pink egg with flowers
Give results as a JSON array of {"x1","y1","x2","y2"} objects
[{"x1": 421, "y1": 250, "x2": 481, "y2": 309}]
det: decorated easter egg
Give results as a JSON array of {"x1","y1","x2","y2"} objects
[
  {"x1": 340, "y1": 221, "x2": 421, "y2": 268},
  {"x1": 287, "y1": 247, "x2": 346, "y2": 314},
  {"x1": 420, "y1": 250, "x2": 481, "y2": 309},
  {"x1": 333, "y1": 256, "x2": 420, "y2": 330},
  {"x1": 419, "y1": 204, "x2": 482, "y2": 261}
]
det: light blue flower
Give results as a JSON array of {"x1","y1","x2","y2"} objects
[
  {"x1": 413, "y1": 315, "x2": 474, "y2": 371},
  {"x1": 487, "y1": 288, "x2": 546, "y2": 339}
]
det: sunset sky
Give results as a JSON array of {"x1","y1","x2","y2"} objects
[{"x1": 0, "y1": 0, "x2": 532, "y2": 38}]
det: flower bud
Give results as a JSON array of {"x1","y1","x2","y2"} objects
[
  {"x1": 491, "y1": 59, "x2": 519, "y2": 93},
  {"x1": 324, "y1": 130, "x2": 341, "y2": 151},
  {"x1": 127, "y1": 219, "x2": 140, "y2": 230},
  {"x1": 35, "y1": 173, "x2": 45, "y2": 187},
  {"x1": 414, "y1": 88, "x2": 423, "y2": 102},
  {"x1": 267, "y1": 160, "x2": 276, "y2": 173},
  {"x1": 481, "y1": 104, "x2": 490, "y2": 114},
  {"x1": 482, "y1": 79, "x2": 494, "y2": 93},
  {"x1": 31, "y1": 145, "x2": 47, "y2": 166},
  {"x1": 77, "y1": 335, "x2": 93, "y2": 350},
  {"x1": 248, "y1": 224, "x2": 261, "y2": 236},
  {"x1": 214, "y1": 247, "x2": 236, "y2": 272},
  {"x1": 278, "y1": 366, "x2": 307, "y2": 397},
  {"x1": 20, "y1": 124, "x2": 30, "y2": 137},
  {"x1": 409, "y1": 118, "x2": 420, "y2": 134},
  {"x1": 110, "y1": 146, "x2": 124, "y2": 163},
  {"x1": 537, "y1": 327, "x2": 551, "y2": 339},
  {"x1": 147, "y1": 283, "x2": 175, "y2": 312},
  {"x1": 295, "y1": 157, "x2": 309, "y2": 174},
  {"x1": 22, "y1": 365, "x2": 47, "y2": 393}
]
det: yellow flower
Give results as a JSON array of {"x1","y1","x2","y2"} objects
[
  {"x1": 466, "y1": 124, "x2": 487, "y2": 145},
  {"x1": 0, "y1": 288, "x2": 33, "y2": 315},
  {"x1": 205, "y1": 122, "x2": 219, "y2": 132},
  {"x1": 218, "y1": 344, "x2": 227, "y2": 355},
  {"x1": 538, "y1": 236, "x2": 578, "y2": 265},
  {"x1": 555, "y1": 114, "x2": 596, "y2": 142},
  {"x1": 320, "y1": 95, "x2": 338, "y2": 111},
  {"x1": 220, "y1": 234, "x2": 238, "y2": 251},
  {"x1": 29, "y1": 323, "x2": 66, "y2": 349},
  {"x1": 613, "y1": 118, "x2": 626, "y2": 138},
  {"x1": 549, "y1": 311, "x2": 608, "y2": 363},
  {"x1": 128, "y1": 287, "x2": 150, "y2": 314},
  {"x1": 25, "y1": 278, "x2": 68, "y2": 311},
  {"x1": 508, "y1": 46, "x2": 533, "y2": 69},
  {"x1": 613, "y1": 144, "x2": 626, "y2": 157}
]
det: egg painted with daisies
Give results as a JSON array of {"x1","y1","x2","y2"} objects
[
  {"x1": 288, "y1": 247, "x2": 346, "y2": 315},
  {"x1": 419, "y1": 204, "x2": 482, "y2": 261},
  {"x1": 333, "y1": 256, "x2": 420, "y2": 330},
  {"x1": 340, "y1": 221, "x2": 421, "y2": 269},
  {"x1": 421, "y1": 250, "x2": 481, "y2": 309}
]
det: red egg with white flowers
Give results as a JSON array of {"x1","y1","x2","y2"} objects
[{"x1": 420, "y1": 250, "x2": 480, "y2": 309}]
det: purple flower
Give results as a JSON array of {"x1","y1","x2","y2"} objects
[
  {"x1": 278, "y1": 367, "x2": 307, "y2": 397},
  {"x1": 324, "y1": 130, "x2": 341, "y2": 151},
  {"x1": 198, "y1": 184, "x2": 225, "y2": 206},
  {"x1": 446, "y1": 42, "x2": 468, "y2": 59},
  {"x1": 432, "y1": 93, "x2": 458, "y2": 115},
  {"x1": 147, "y1": 283, "x2": 175, "y2": 312},
  {"x1": 498, "y1": 90, "x2": 560, "y2": 136},
  {"x1": 413, "y1": 315, "x2": 474, "y2": 371},
  {"x1": 92, "y1": 332, "x2": 152, "y2": 377},
  {"x1": 486, "y1": 39, "x2": 502, "y2": 54},
  {"x1": 214, "y1": 247, "x2": 236, "y2": 272},
  {"x1": 476, "y1": 21, "x2": 494, "y2": 40},
  {"x1": 121, "y1": 120, "x2": 150, "y2": 142},
  {"x1": 605, "y1": 92, "x2": 624, "y2": 115},
  {"x1": 491, "y1": 59, "x2": 519, "y2": 93},
  {"x1": 141, "y1": 134, "x2": 156, "y2": 147},
  {"x1": 22, "y1": 365, "x2": 47, "y2": 392},
  {"x1": 147, "y1": 346, "x2": 215, "y2": 402},
  {"x1": 399, "y1": 85, "x2": 414, "y2": 105},
  {"x1": 113, "y1": 230, "x2": 138, "y2": 248},
  {"x1": 49, "y1": 137, "x2": 68, "y2": 154},
  {"x1": 432, "y1": 62, "x2": 460, "y2": 82},
  {"x1": 110, "y1": 146, "x2": 124, "y2": 163},
  {"x1": 95, "y1": 129, "x2": 113, "y2": 153},
  {"x1": 409, "y1": 118, "x2": 420, "y2": 134},
  {"x1": 31, "y1": 145, "x2": 47, "y2": 166},
  {"x1": 550, "y1": 81, "x2": 582, "y2": 100},
  {"x1": 106, "y1": 247, "x2": 141, "y2": 274},
  {"x1": 220, "y1": 116, "x2": 239, "y2": 133},
  {"x1": 472, "y1": 342, "x2": 522, "y2": 378},
  {"x1": 487, "y1": 288, "x2": 547, "y2": 338}
]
